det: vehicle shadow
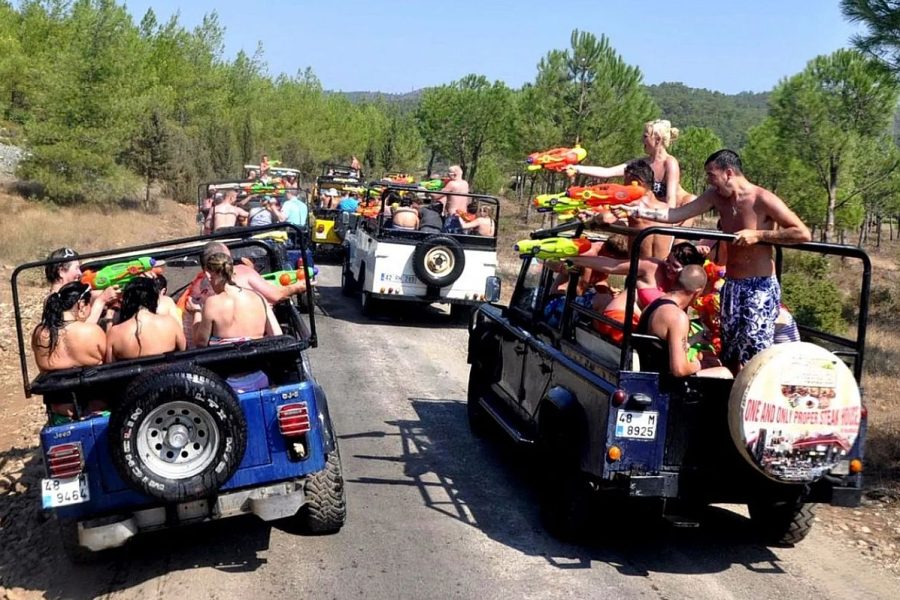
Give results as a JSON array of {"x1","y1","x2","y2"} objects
[
  {"x1": 342, "y1": 398, "x2": 786, "y2": 575},
  {"x1": 0, "y1": 445, "x2": 270, "y2": 599},
  {"x1": 315, "y1": 282, "x2": 471, "y2": 330}
]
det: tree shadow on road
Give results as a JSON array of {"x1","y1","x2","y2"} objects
[
  {"x1": 0, "y1": 445, "x2": 270, "y2": 599},
  {"x1": 340, "y1": 398, "x2": 786, "y2": 575}
]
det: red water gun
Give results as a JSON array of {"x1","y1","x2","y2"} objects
[
  {"x1": 525, "y1": 145, "x2": 587, "y2": 172},
  {"x1": 565, "y1": 182, "x2": 646, "y2": 206}
]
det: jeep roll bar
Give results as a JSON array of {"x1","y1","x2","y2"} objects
[
  {"x1": 10, "y1": 222, "x2": 317, "y2": 396},
  {"x1": 582, "y1": 226, "x2": 872, "y2": 382},
  {"x1": 362, "y1": 182, "x2": 502, "y2": 238}
]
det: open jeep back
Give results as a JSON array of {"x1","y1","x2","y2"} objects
[
  {"x1": 12, "y1": 224, "x2": 345, "y2": 560},
  {"x1": 342, "y1": 182, "x2": 501, "y2": 318},
  {"x1": 310, "y1": 164, "x2": 364, "y2": 249},
  {"x1": 467, "y1": 225, "x2": 870, "y2": 544}
]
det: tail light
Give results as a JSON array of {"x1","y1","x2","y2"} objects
[
  {"x1": 278, "y1": 403, "x2": 310, "y2": 437},
  {"x1": 47, "y1": 443, "x2": 84, "y2": 479}
]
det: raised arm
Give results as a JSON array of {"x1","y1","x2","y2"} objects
[
  {"x1": 570, "y1": 163, "x2": 627, "y2": 179},
  {"x1": 193, "y1": 302, "x2": 215, "y2": 347},
  {"x1": 664, "y1": 156, "x2": 681, "y2": 209},
  {"x1": 624, "y1": 190, "x2": 715, "y2": 224}
]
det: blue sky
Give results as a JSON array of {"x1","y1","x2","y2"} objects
[{"x1": 121, "y1": 0, "x2": 860, "y2": 94}]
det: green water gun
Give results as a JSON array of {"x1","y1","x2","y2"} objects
[
  {"x1": 81, "y1": 257, "x2": 164, "y2": 290},
  {"x1": 514, "y1": 237, "x2": 592, "y2": 260},
  {"x1": 262, "y1": 267, "x2": 318, "y2": 286}
]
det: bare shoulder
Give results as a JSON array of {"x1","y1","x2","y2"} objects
[{"x1": 73, "y1": 322, "x2": 106, "y2": 343}]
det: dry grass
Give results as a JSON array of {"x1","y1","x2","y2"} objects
[{"x1": 0, "y1": 190, "x2": 196, "y2": 268}]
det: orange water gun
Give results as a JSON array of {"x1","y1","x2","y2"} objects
[
  {"x1": 456, "y1": 209, "x2": 478, "y2": 223},
  {"x1": 525, "y1": 145, "x2": 587, "y2": 172},
  {"x1": 565, "y1": 182, "x2": 646, "y2": 205}
]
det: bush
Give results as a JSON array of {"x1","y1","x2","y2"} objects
[{"x1": 781, "y1": 271, "x2": 845, "y2": 334}]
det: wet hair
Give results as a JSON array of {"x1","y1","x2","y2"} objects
[
  {"x1": 677, "y1": 264, "x2": 707, "y2": 293},
  {"x1": 38, "y1": 282, "x2": 91, "y2": 353},
  {"x1": 399, "y1": 196, "x2": 413, "y2": 208},
  {"x1": 671, "y1": 242, "x2": 704, "y2": 267},
  {"x1": 603, "y1": 234, "x2": 630, "y2": 258},
  {"x1": 383, "y1": 190, "x2": 402, "y2": 205},
  {"x1": 118, "y1": 278, "x2": 159, "y2": 322},
  {"x1": 153, "y1": 274, "x2": 168, "y2": 295},
  {"x1": 624, "y1": 159, "x2": 654, "y2": 188},
  {"x1": 705, "y1": 149, "x2": 743, "y2": 174},
  {"x1": 44, "y1": 247, "x2": 79, "y2": 284},
  {"x1": 204, "y1": 252, "x2": 236, "y2": 285},
  {"x1": 201, "y1": 241, "x2": 229, "y2": 269},
  {"x1": 645, "y1": 119, "x2": 680, "y2": 147}
]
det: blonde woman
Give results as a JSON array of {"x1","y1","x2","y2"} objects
[{"x1": 570, "y1": 119, "x2": 695, "y2": 216}]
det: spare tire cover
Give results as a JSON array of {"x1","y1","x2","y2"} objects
[
  {"x1": 728, "y1": 342, "x2": 862, "y2": 483},
  {"x1": 109, "y1": 365, "x2": 248, "y2": 502},
  {"x1": 412, "y1": 235, "x2": 465, "y2": 287}
]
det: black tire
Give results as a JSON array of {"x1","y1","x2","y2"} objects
[
  {"x1": 467, "y1": 365, "x2": 491, "y2": 438},
  {"x1": 302, "y1": 450, "x2": 347, "y2": 533},
  {"x1": 538, "y1": 410, "x2": 594, "y2": 541},
  {"x1": 109, "y1": 366, "x2": 247, "y2": 503},
  {"x1": 540, "y1": 467, "x2": 595, "y2": 542},
  {"x1": 450, "y1": 303, "x2": 473, "y2": 323},
  {"x1": 341, "y1": 256, "x2": 356, "y2": 297},
  {"x1": 748, "y1": 499, "x2": 816, "y2": 545},
  {"x1": 361, "y1": 291, "x2": 379, "y2": 317},
  {"x1": 412, "y1": 235, "x2": 465, "y2": 287}
]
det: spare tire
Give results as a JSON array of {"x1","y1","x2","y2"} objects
[
  {"x1": 728, "y1": 342, "x2": 862, "y2": 484},
  {"x1": 412, "y1": 235, "x2": 465, "y2": 287},
  {"x1": 109, "y1": 366, "x2": 247, "y2": 502}
]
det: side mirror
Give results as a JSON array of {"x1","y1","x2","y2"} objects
[{"x1": 484, "y1": 276, "x2": 501, "y2": 303}]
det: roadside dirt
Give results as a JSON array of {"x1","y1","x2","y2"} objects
[{"x1": 0, "y1": 193, "x2": 897, "y2": 598}]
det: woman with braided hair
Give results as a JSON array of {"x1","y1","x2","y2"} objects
[{"x1": 189, "y1": 252, "x2": 282, "y2": 347}]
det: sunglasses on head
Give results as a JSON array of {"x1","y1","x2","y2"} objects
[{"x1": 61, "y1": 248, "x2": 77, "y2": 258}]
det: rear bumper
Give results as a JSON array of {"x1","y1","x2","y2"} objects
[{"x1": 77, "y1": 479, "x2": 307, "y2": 552}]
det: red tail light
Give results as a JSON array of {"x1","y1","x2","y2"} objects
[
  {"x1": 47, "y1": 443, "x2": 83, "y2": 479},
  {"x1": 278, "y1": 403, "x2": 311, "y2": 437}
]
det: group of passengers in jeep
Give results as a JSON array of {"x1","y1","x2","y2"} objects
[
  {"x1": 547, "y1": 148, "x2": 807, "y2": 380},
  {"x1": 31, "y1": 242, "x2": 306, "y2": 420}
]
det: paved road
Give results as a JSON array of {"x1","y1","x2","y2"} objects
[{"x1": 3, "y1": 264, "x2": 896, "y2": 599}]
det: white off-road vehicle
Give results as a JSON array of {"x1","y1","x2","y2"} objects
[{"x1": 342, "y1": 184, "x2": 501, "y2": 318}]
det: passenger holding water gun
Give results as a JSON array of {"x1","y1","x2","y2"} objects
[
  {"x1": 569, "y1": 119, "x2": 696, "y2": 224},
  {"x1": 44, "y1": 247, "x2": 121, "y2": 327},
  {"x1": 582, "y1": 159, "x2": 673, "y2": 260}
]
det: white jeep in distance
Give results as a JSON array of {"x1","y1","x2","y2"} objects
[{"x1": 342, "y1": 184, "x2": 501, "y2": 318}]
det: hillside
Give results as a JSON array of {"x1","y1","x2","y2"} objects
[
  {"x1": 338, "y1": 82, "x2": 770, "y2": 150},
  {"x1": 645, "y1": 82, "x2": 770, "y2": 149}
]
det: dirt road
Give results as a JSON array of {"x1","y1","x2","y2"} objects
[{"x1": 1, "y1": 264, "x2": 897, "y2": 599}]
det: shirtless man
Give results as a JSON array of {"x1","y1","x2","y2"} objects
[
  {"x1": 206, "y1": 190, "x2": 249, "y2": 232},
  {"x1": 636, "y1": 265, "x2": 732, "y2": 378},
  {"x1": 433, "y1": 165, "x2": 469, "y2": 232},
  {"x1": 192, "y1": 253, "x2": 282, "y2": 346},
  {"x1": 32, "y1": 282, "x2": 106, "y2": 418},
  {"x1": 106, "y1": 278, "x2": 186, "y2": 360},
  {"x1": 619, "y1": 149, "x2": 811, "y2": 372},
  {"x1": 391, "y1": 196, "x2": 420, "y2": 229}
]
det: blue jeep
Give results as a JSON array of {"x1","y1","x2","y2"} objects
[
  {"x1": 467, "y1": 225, "x2": 869, "y2": 544},
  {"x1": 11, "y1": 224, "x2": 345, "y2": 561}
]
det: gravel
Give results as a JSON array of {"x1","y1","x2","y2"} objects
[{"x1": 0, "y1": 143, "x2": 26, "y2": 176}]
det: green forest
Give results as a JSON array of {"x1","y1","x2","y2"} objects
[{"x1": 2, "y1": 0, "x2": 900, "y2": 245}]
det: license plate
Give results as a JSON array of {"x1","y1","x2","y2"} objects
[
  {"x1": 41, "y1": 474, "x2": 90, "y2": 509},
  {"x1": 315, "y1": 231, "x2": 327, "y2": 239},
  {"x1": 615, "y1": 411, "x2": 658, "y2": 440}
]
